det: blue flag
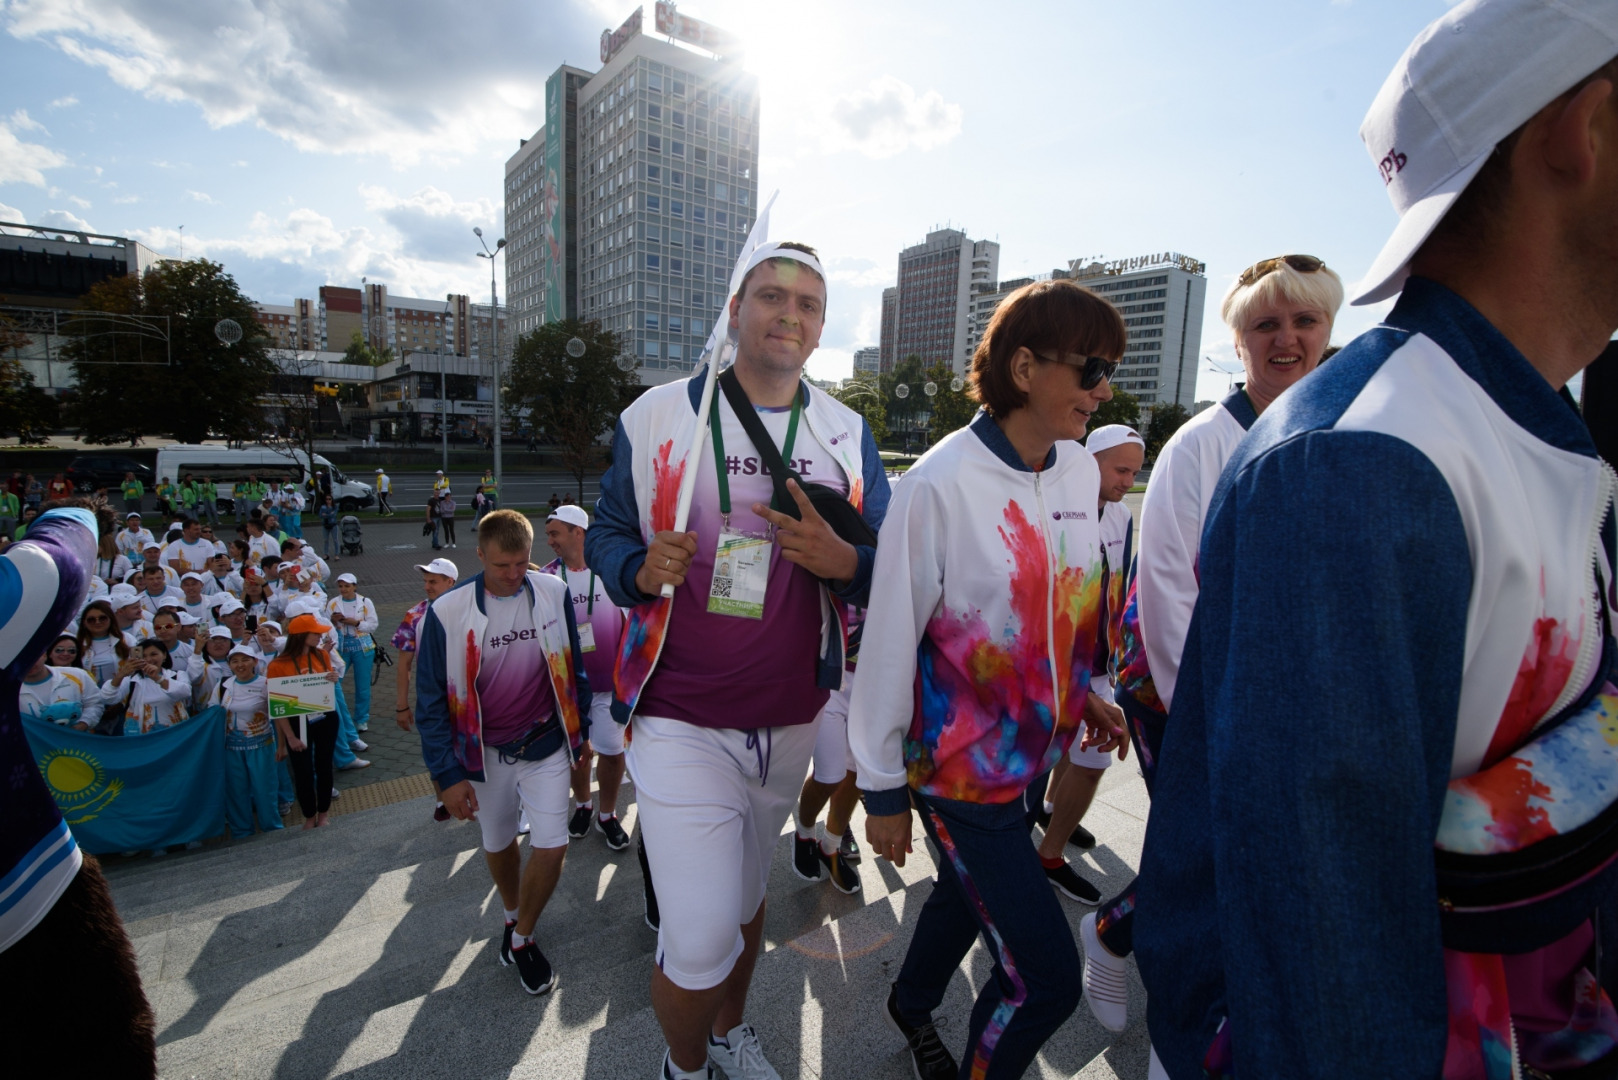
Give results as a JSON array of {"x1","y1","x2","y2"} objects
[{"x1": 23, "y1": 706, "x2": 228, "y2": 855}]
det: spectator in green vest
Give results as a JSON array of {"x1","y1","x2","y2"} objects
[
  {"x1": 155, "y1": 477, "x2": 176, "y2": 517},
  {"x1": 120, "y1": 472, "x2": 144, "y2": 516},
  {"x1": 0, "y1": 486, "x2": 18, "y2": 540},
  {"x1": 196, "y1": 476, "x2": 219, "y2": 526},
  {"x1": 480, "y1": 468, "x2": 498, "y2": 510}
]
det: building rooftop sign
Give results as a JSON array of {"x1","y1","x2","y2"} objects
[
  {"x1": 655, "y1": 1, "x2": 736, "y2": 58},
  {"x1": 1071, "y1": 252, "x2": 1206, "y2": 277},
  {"x1": 601, "y1": 6, "x2": 644, "y2": 64}
]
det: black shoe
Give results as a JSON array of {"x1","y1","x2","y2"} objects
[
  {"x1": 568, "y1": 805, "x2": 592, "y2": 839},
  {"x1": 637, "y1": 835, "x2": 660, "y2": 931},
  {"x1": 1045, "y1": 861, "x2": 1101, "y2": 904},
  {"x1": 499, "y1": 920, "x2": 515, "y2": 966},
  {"x1": 885, "y1": 983, "x2": 958, "y2": 1080},
  {"x1": 1069, "y1": 823, "x2": 1097, "y2": 849},
  {"x1": 596, "y1": 813, "x2": 631, "y2": 851},
  {"x1": 819, "y1": 848, "x2": 862, "y2": 895},
  {"x1": 512, "y1": 939, "x2": 555, "y2": 995},
  {"x1": 791, "y1": 833, "x2": 822, "y2": 882},
  {"x1": 840, "y1": 825, "x2": 862, "y2": 864},
  {"x1": 1035, "y1": 805, "x2": 1053, "y2": 830}
]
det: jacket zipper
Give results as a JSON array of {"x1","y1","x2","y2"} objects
[
  {"x1": 1033, "y1": 471, "x2": 1063, "y2": 759},
  {"x1": 1539, "y1": 463, "x2": 1617, "y2": 729}
]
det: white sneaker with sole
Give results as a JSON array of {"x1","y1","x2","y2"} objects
[
  {"x1": 1080, "y1": 910, "x2": 1129, "y2": 1032},
  {"x1": 707, "y1": 1023, "x2": 780, "y2": 1080}
]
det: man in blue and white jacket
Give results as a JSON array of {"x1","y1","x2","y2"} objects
[
  {"x1": 415, "y1": 509, "x2": 590, "y2": 998},
  {"x1": 1135, "y1": 4, "x2": 1618, "y2": 1077}
]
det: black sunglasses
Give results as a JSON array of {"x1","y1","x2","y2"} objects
[
  {"x1": 1034, "y1": 352, "x2": 1118, "y2": 391},
  {"x1": 1237, "y1": 254, "x2": 1327, "y2": 288}
]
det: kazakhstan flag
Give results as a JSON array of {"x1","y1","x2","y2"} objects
[{"x1": 23, "y1": 706, "x2": 228, "y2": 855}]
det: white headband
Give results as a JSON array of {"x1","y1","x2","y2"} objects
[{"x1": 741, "y1": 242, "x2": 825, "y2": 286}]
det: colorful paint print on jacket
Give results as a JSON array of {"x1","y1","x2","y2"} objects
[
  {"x1": 906, "y1": 498, "x2": 1100, "y2": 805},
  {"x1": 612, "y1": 438, "x2": 684, "y2": 714},
  {"x1": 450, "y1": 628, "x2": 483, "y2": 775},
  {"x1": 1111, "y1": 575, "x2": 1163, "y2": 715}
]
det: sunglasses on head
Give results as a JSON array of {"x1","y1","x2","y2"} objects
[
  {"x1": 1033, "y1": 352, "x2": 1118, "y2": 391},
  {"x1": 1237, "y1": 254, "x2": 1327, "y2": 288}
]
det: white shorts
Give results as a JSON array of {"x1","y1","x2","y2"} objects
[
  {"x1": 1070, "y1": 675, "x2": 1116, "y2": 770},
  {"x1": 811, "y1": 683, "x2": 855, "y2": 784},
  {"x1": 586, "y1": 696, "x2": 625, "y2": 756},
  {"x1": 469, "y1": 748, "x2": 572, "y2": 852},
  {"x1": 627, "y1": 713, "x2": 818, "y2": 991}
]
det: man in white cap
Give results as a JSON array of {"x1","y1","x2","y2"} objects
[
  {"x1": 542, "y1": 503, "x2": 632, "y2": 852},
  {"x1": 588, "y1": 241, "x2": 889, "y2": 1080},
  {"x1": 125, "y1": 541, "x2": 177, "y2": 588},
  {"x1": 432, "y1": 469, "x2": 449, "y2": 496},
  {"x1": 1135, "y1": 4, "x2": 1618, "y2": 1075},
  {"x1": 394, "y1": 556, "x2": 459, "y2": 821},
  {"x1": 374, "y1": 468, "x2": 394, "y2": 517},
  {"x1": 115, "y1": 511, "x2": 153, "y2": 564},
  {"x1": 177, "y1": 573, "x2": 219, "y2": 627},
  {"x1": 109, "y1": 585, "x2": 153, "y2": 644},
  {"x1": 326, "y1": 573, "x2": 379, "y2": 735},
  {"x1": 279, "y1": 482, "x2": 305, "y2": 539}
]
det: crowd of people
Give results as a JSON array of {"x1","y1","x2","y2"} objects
[{"x1": 5, "y1": 4, "x2": 1618, "y2": 1077}]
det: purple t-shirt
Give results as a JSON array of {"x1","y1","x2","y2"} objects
[
  {"x1": 557, "y1": 564, "x2": 624, "y2": 694},
  {"x1": 637, "y1": 393, "x2": 844, "y2": 729},
  {"x1": 476, "y1": 589, "x2": 557, "y2": 746}
]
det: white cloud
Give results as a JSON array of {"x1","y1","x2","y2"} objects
[
  {"x1": 185, "y1": 189, "x2": 215, "y2": 203},
  {"x1": 825, "y1": 76, "x2": 963, "y2": 159},
  {"x1": 0, "y1": 117, "x2": 66, "y2": 186},
  {"x1": 35, "y1": 208, "x2": 96, "y2": 232},
  {"x1": 9, "y1": 108, "x2": 46, "y2": 133},
  {"x1": 2, "y1": 0, "x2": 601, "y2": 166},
  {"x1": 67, "y1": 194, "x2": 91, "y2": 209},
  {"x1": 48, "y1": 94, "x2": 78, "y2": 108},
  {"x1": 112, "y1": 194, "x2": 140, "y2": 204},
  {"x1": 0, "y1": 200, "x2": 23, "y2": 221}
]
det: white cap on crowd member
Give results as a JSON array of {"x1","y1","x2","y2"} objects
[
  {"x1": 228, "y1": 644, "x2": 259, "y2": 662},
  {"x1": 547, "y1": 504, "x2": 590, "y2": 530},
  {"x1": 213, "y1": 542, "x2": 228, "y2": 555},
  {"x1": 435, "y1": 469, "x2": 444, "y2": 475},
  {"x1": 177, "y1": 612, "x2": 200, "y2": 627},
  {"x1": 414, "y1": 557, "x2": 459, "y2": 580},
  {"x1": 143, "y1": 542, "x2": 161, "y2": 552},
  {"x1": 335, "y1": 572, "x2": 357, "y2": 585},
  {"x1": 1085, "y1": 425, "x2": 1145, "y2": 456},
  {"x1": 208, "y1": 626, "x2": 233, "y2": 640},
  {"x1": 125, "y1": 511, "x2": 142, "y2": 520},
  {"x1": 284, "y1": 597, "x2": 323, "y2": 620},
  {"x1": 214, "y1": 597, "x2": 245, "y2": 616},
  {"x1": 1352, "y1": 0, "x2": 1618, "y2": 304},
  {"x1": 109, "y1": 586, "x2": 141, "y2": 608},
  {"x1": 257, "y1": 620, "x2": 282, "y2": 633},
  {"x1": 181, "y1": 572, "x2": 204, "y2": 584}
]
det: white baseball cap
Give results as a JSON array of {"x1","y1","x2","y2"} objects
[
  {"x1": 1353, "y1": 0, "x2": 1618, "y2": 305},
  {"x1": 1086, "y1": 425, "x2": 1145, "y2": 456},
  {"x1": 547, "y1": 504, "x2": 590, "y2": 530},
  {"x1": 214, "y1": 597, "x2": 245, "y2": 616},
  {"x1": 208, "y1": 626, "x2": 233, "y2": 640},
  {"x1": 414, "y1": 557, "x2": 459, "y2": 580},
  {"x1": 181, "y1": 572, "x2": 204, "y2": 584},
  {"x1": 228, "y1": 644, "x2": 260, "y2": 661},
  {"x1": 335, "y1": 572, "x2": 357, "y2": 585},
  {"x1": 109, "y1": 586, "x2": 140, "y2": 608}
]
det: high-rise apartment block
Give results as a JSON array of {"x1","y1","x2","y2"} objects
[
  {"x1": 504, "y1": 3, "x2": 759, "y2": 384},
  {"x1": 852, "y1": 346, "x2": 880, "y2": 377},
  {"x1": 877, "y1": 228, "x2": 999, "y2": 376},
  {"x1": 253, "y1": 287, "x2": 504, "y2": 360},
  {"x1": 1068, "y1": 254, "x2": 1206, "y2": 410}
]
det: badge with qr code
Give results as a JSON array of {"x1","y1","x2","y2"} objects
[{"x1": 707, "y1": 530, "x2": 771, "y2": 618}]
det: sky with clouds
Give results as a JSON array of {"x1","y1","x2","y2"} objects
[{"x1": 0, "y1": 0, "x2": 1455, "y2": 398}]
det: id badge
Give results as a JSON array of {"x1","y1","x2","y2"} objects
[
  {"x1": 577, "y1": 621, "x2": 597, "y2": 653},
  {"x1": 707, "y1": 529, "x2": 771, "y2": 619}
]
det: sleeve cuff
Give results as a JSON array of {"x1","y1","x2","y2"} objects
[
  {"x1": 860, "y1": 785, "x2": 912, "y2": 817},
  {"x1": 433, "y1": 765, "x2": 468, "y2": 790}
]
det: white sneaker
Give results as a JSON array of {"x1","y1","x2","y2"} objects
[
  {"x1": 661, "y1": 1049, "x2": 713, "y2": 1079},
  {"x1": 707, "y1": 1023, "x2": 780, "y2": 1080},
  {"x1": 350, "y1": 739, "x2": 368, "y2": 752},
  {"x1": 339, "y1": 758, "x2": 371, "y2": 771},
  {"x1": 1080, "y1": 910, "x2": 1129, "y2": 1032}
]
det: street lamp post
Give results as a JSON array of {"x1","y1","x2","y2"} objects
[{"x1": 475, "y1": 227, "x2": 507, "y2": 494}]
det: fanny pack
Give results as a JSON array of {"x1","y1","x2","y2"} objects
[
  {"x1": 493, "y1": 718, "x2": 562, "y2": 764},
  {"x1": 1435, "y1": 651, "x2": 1618, "y2": 953},
  {"x1": 718, "y1": 369, "x2": 878, "y2": 552}
]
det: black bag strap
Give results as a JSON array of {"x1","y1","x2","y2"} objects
[{"x1": 718, "y1": 367, "x2": 803, "y2": 521}]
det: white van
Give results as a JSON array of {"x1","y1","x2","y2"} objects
[{"x1": 153, "y1": 445, "x2": 375, "y2": 512}]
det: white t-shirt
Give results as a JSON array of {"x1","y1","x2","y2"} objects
[
  {"x1": 182, "y1": 596, "x2": 218, "y2": 626},
  {"x1": 163, "y1": 538, "x2": 215, "y2": 575},
  {"x1": 220, "y1": 675, "x2": 271, "y2": 736}
]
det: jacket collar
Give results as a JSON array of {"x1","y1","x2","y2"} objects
[
  {"x1": 464, "y1": 571, "x2": 535, "y2": 616},
  {"x1": 971, "y1": 409, "x2": 1057, "y2": 473},
  {"x1": 684, "y1": 366, "x2": 808, "y2": 413},
  {"x1": 1221, "y1": 385, "x2": 1258, "y2": 431},
  {"x1": 1388, "y1": 277, "x2": 1596, "y2": 458}
]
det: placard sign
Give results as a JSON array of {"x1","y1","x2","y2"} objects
[{"x1": 267, "y1": 673, "x2": 336, "y2": 719}]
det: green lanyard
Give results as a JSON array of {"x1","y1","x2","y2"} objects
[{"x1": 710, "y1": 388, "x2": 801, "y2": 518}]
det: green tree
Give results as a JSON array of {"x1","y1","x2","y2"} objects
[
  {"x1": 508, "y1": 319, "x2": 638, "y2": 503},
  {"x1": 65, "y1": 259, "x2": 276, "y2": 444},
  {"x1": 882, "y1": 355, "x2": 927, "y2": 450},
  {"x1": 1089, "y1": 386, "x2": 1141, "y2": 434},
  {"x1": 1143, "y1": 401, "x2": 1190, "y2": 462},
  {"x1": 923, "y1": 361, "x2": 976, "y2": 440},
  {"x1": 831, "y1": 375, "x2": 887, "y2": 443},
  {"x1": 341, "y1": 331, "x2": 395, "y2": 367}
]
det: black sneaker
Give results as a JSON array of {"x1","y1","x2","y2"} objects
[
  {"x1": 512, "y1": 939, "x2": 555, "y2": 995},
  {"x1": 1069, "y1": 823, "x2": 1097, "y2": 849},
  {"x1": 819, "y1": 848, "x2": 862, "y2": 895},
  {"x1": 1035, "y1": 805, "x2": 1053, "y2": 830},
  {"x1": 1045, "y1": 861, "x2": 1101, "y2": 904},
  {"x1": 791, "y1": 833, "x2": 822, "y2": 882},
  {"x1": 839, "y1": 825, "x2": 862, "y2": 864},
  {"x1": 885, "y1": 983, "x2": 958, "y2": 1080},
  {"x1": 596, "y1": 813, "x2": 631, "y2": 851},
  {"x1": 498, "y1": 920, "x2": 516, "y2": 966},
  {"x1": 567, "y1": 805, "x2": 592, "y2": 839},
  {"x1": 637, "y1": 835, "x2": 660, "y2": 932}
]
